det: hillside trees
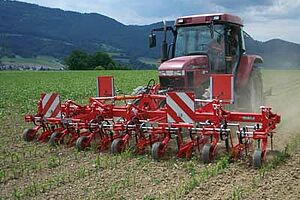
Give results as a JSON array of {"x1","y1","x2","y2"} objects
[{"x1": 64, "y1": 50, "x2": 129, "y2": 70}]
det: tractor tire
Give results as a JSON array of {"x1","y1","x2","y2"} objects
[
  {"x1": 22, "y1": 128, "x2": 36, "y2": 142},
  {"x1": 111, "y1": 138, "x2": 124, "y2": 154},
  {"x1": 253, "y1": 149, "x2": 262, "y2": 168},
  {"x1": 75, "y1": 136, "x2": 89, "y2": 151},
  {"x1": 202, "y1": 143, "x2": 214, "y2": 164},
  {"x1": 236, "y1": 68, "x2": 263, "y2": 112},
  {"x1": 49, "y1": 131, "x2": 60, "y2": 146},
  {"x1": 151, "y1": 142, "x2": 164, "y2": 161}
]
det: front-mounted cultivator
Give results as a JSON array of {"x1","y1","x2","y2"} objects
[{"x1": 23, "y1": 75, "x2": 280, "y2": 168}]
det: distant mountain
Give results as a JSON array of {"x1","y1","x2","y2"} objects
[
  {"x1": 245, "y1": 38, "x2": 300, "y2": 69},
  {"x1": 0, "y1": 0, "x2": 299, "y2": 69}
]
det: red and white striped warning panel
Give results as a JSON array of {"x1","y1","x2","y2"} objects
[
  {"x1": 41, "y1": 93, "x2": 62, "y2": 118},
  {"x1": 166, "y1": 92, "x2": 195, "y2": 123}
]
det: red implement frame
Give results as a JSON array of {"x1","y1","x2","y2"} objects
[{"x1": 23, "y1": 75, "x2": 281, "y2": 167}]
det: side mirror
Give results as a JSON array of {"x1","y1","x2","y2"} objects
[{"x1": 149, "y1": 34, "x2": 156, "y2": 48}]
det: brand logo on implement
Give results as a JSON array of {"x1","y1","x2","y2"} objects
[
  {"x1": 242, "y1": 116, "x2": 255, "y2": 121},
  {"x1": 41, "y1": 93, "x2": 62, "y2": 119},
  {"x1": 166, "y1": 92, "x2": 195, "y2": 123}
]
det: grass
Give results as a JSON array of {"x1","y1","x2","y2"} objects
[
  {"x1": 231, "y1": 186, "x2": 243, "y2": 200},
  {"x1": 0, "y1": 70, "x2": 158, "y2": 118}
]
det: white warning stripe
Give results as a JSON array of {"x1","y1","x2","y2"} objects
[
  {"x1": 41, "y1": 93, "x2": 61, "y2": 118},
  {"x1": 56, "y1": 111, "x2": 62, "y2": 118},
  {"x1": 42, "y1": 93, "x2": 52, "y2": 108},
  {"x1": 167, "y1": 114, "x2": 175, "y2": 123},
  {"x1": 176, "y1": 93, "x2": 194, "y2": 111},
  {"x1": 44, "y1": 96, "x2": 60, "y2": 118},
  {"x1": 167, "y1": 95, "x2": 193, "y2": 123}
]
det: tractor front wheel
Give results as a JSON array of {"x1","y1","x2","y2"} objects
[{"x1": 236, "y1": 68, "x2": 263, "y2": 112}]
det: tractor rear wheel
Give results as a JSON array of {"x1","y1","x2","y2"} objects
[
  {"x1": 111, "y1": 138, "x2": 124, "y2": 154},
  {"x1": 202, "y1": 143, "x2": 214, "y2": 164},
  {"x1": 76, "y1": 136, "x2": 89, "y2": 151},
  {"x1": 253, "y1": 149, "x2": 262, "y2": 168},
  {"x1": 151, "y1": 142, "x2": 164, "y2": 161},
  {"x1": 236, "y1": 68, "x2": 263, "y2": 112},
  {"x1": 49, "y1": 131, "x2": 60, "y2": 146},
  {"x1": 22, "y1": 128, "x2": 36, "y2": 141}
]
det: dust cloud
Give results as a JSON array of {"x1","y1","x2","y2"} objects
[{"x1": 262, "y1": 70, "x2": 300, "y2": 149}]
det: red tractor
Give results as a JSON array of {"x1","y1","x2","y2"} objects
[{"x1": 149, "y1": 13, "x2": 263, "y2": 111}]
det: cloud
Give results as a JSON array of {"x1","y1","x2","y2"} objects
[
  {"x1": 18, "y1": 0, "x2": 300, "y2": 43},
  {"x1": 245, "y1": 18, "x2": 300, "y2": 43},
  {"x1": 246, "y1": 0, "x2": 300, "y2": 20},
  {"x1": 211, "y1": 0, "x2": 274, "y2": 11},
  {"x1": 18, "y1": 0, "x2": 225, "y2": 24}
]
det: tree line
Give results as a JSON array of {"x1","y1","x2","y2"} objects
[{"x1": 64, "y1": 50, "x2": 130, "y2": 70}]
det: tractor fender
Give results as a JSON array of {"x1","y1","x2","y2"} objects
[{"x1": 236, "y1": 55, "x2": 263, "y2": 87}]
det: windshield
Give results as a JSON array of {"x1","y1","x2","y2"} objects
[
  {"x1": 175, "y1": 25, "x2": 224, "y2": 56},
  {"x1": 175, "y1": 24, "x2": 226, "y2": 72}
]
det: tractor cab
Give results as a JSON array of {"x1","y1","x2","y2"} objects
[{"x1": 149, "y1": 13, "x2": 245, "y2": 99}]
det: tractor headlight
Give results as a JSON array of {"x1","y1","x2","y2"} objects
[
  {"x1": 159, "y1": 70, "x2": 185, "y2": 76},
  {"x1": 173, "y1": 70, "x2": 185, "y2": 76},
  {"x1": 159, "y1": 70, "x2": 167, "y2": 76}
]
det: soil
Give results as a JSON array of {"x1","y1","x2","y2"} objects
[
  {"x1": 0, "y1": 70, "x2": 299, "y2": 200},
  {"x1": 244, "y1": 153, "x2": 300, "y2": 200}
]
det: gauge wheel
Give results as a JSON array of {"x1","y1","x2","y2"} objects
[
  {"x1": 76, "y1": 136, "x2": 89, "y2": 151},
  {"x1": 151, "y1": 142, "x2": 164, "y2": 161},
  {"x1": 253, "y1": 149, "x2": 263, "y2": 168},
  {"x1": 111, "y1": 138, "x2": 124, "y2": 154},
  {"x1": 202, "y1": 143, "x2": 214, "y2": 164},
  {"x1": 22, "y1": 128, "x2": 36, "y2": 142},
  {"x1": 49, "y1": 131, "x2": 61, "y2": 146}
]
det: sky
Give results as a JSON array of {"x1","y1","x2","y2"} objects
[{"x1": 19, "y1": 0, "x2": 300, "y2": 43}]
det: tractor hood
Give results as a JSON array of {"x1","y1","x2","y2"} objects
[{"x1": 159, "y1": 55, "x2": 209, "y2": 71}]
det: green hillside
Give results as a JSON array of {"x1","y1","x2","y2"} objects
[{"x1": 0, "y1": 0, "x2": 299, "y2": 69}]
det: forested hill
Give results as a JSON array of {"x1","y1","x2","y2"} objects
[{"x1": 0, "y1": 0, "x2": 299, "y2": 69}]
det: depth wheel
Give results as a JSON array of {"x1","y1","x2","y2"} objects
[
  {"x1": 22, "y1": 128, "x2": 36, "y2": 142},
  {"x1": 253, "y1": 149, "x2": 262, "y2": 168},
  {"x1": 111, "y1": 138, "x2": 124, "y2": 154},
  {"x1": 49, "y1": 131, "x2": 60, "y2": 146},
  {"x1": 76, "y1": 136, "x2": 89, "y2": 151},
  {"x1": 202, "y1": 144, "x2": 214, "y2": 164},
  {"x1": 151, "y1": 142, "x2": 164, "y2": 161}
]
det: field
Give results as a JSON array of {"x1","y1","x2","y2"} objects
[{"x1": 0, "y1": 70, "x2": 299, "y2": 199}]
